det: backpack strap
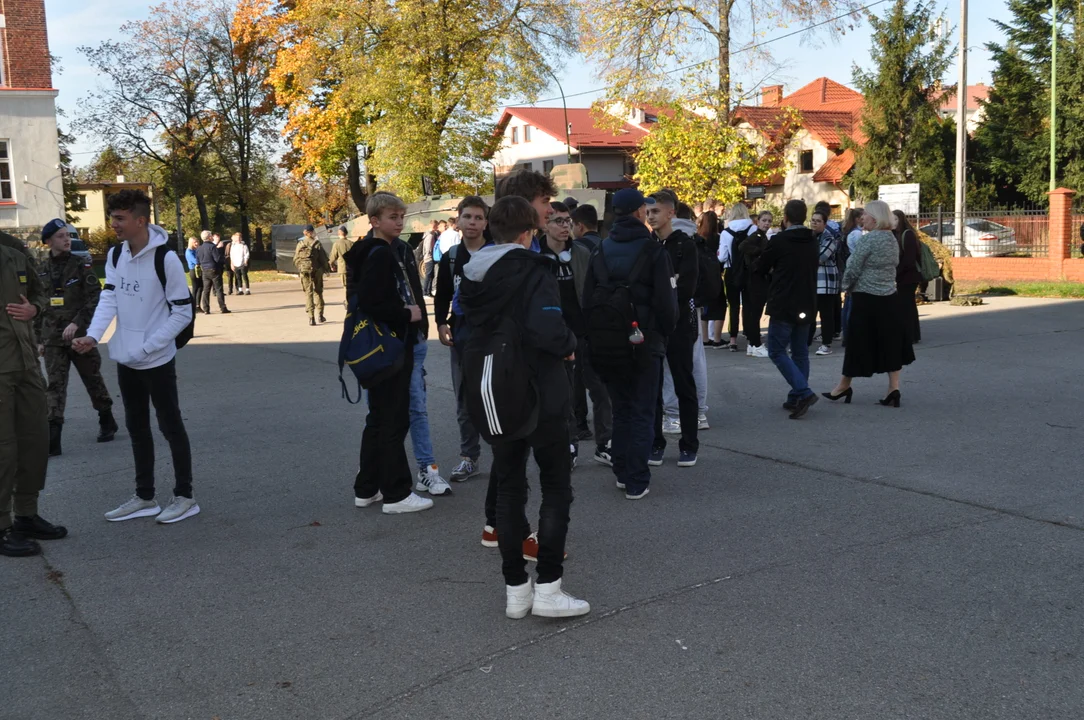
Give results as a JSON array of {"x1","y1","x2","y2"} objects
[
  {"x1": 153, "y1": 246, "x2": 193, "y2": 308},
  {"x1": 447, "y1": 243, "x2": 459, "y2": 278},
  {"x1": 111, "y1": 243, "x2": 123, "y2": 268}
]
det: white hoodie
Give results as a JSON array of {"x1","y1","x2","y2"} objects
[
  {"x1": 86, "y1": 224, "x2": 193, "y2": 370},
  {"x1": 230, "y1": 241, "x2": 250, "y2": 269},
  {"x1": 718, "y1": 218, "x2": 754, "y2": 267}
]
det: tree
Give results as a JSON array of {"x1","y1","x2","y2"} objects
[
  {"x1": 848, "y1": 0, "x2": 955, "y2": 210},
  {"x1": 263, "y1": 0, "x2": 575, "y2": 201},
  {"x1": 57, "y1": 124, "x2": 80, "y2": 222},
  {"x1": 579, "y1": 0, "x2": 863, "y2": 118}
]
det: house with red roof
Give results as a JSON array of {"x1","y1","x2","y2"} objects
[{"x1": 490, "y1": 105, "x2": 657, "y2": 189}]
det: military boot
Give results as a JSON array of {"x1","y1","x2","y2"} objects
[
  {"x1": 48, "y1": 420, "x2": 62, "y2": 457},
  {"x1": 97, "y1": 408, "x2": 119, "y2": 443}
]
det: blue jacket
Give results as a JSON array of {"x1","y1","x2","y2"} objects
[
  {"x1": 581, "y1": 215, "x2": 677, "y2": 357},
  {"x1": 184, "y1": 247, "x2": 199, "y2": 272}
]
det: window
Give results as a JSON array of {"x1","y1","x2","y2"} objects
[
  {"x1": 521, "y1": 162, "x2": 533, "y2": 172},
  {"x1": 0, "y1": 141, "x2": 12, "y2": 201},
  {"x1": 511, "y1": 127, "x2": 519, "y2": 144},
  {"x1": 543, "y1": 159, "x2": 553, "y2": 173},
  {"x1": 524, "y1": 125, "x2": 532, "y2": 142},
  {"x1": 799, "y1": 150, "x2": 814, "y2": 173},
  {"x1": 72, "y1": 193, "x2": 88, "y2": 211}
]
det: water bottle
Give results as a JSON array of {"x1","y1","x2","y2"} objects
[{"x1": 629, "y1": 321, "x2": 645, "y2": 345}]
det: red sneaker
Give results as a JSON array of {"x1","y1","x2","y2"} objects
[
  {"x1": 522, "y1": 533, "x2": 539, "y2": 561},
  {"x1": 481, "y1": 525, "x2": 498, "y2": 548}
]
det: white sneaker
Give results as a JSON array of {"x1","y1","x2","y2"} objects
[
  {"x1": 697, "y1": 413, "x2": 709, "y2": 430},
  {"x1": 415, "y1": 465, "x2": 451, "y2": 495},
  {"x1": 751, "y1": 345, "x2": 769, "y2": 358},
  {"x1": 104, "y1": 495, "x2": 160, "y2": 522},
  {"x1": 382, "y1": 492, "x2": 434, "y2": 514},
  {"x1": 816, "y1": 345, "x2": 833, "y2": 356},
  {"x1": 661, "y1": 417, "x2": 681, "y2": 435},
  {"x1": 746, "y1": 344, "x2": 754, "y2": 356},
  {"x1": 355, "y1": 492, "x2": 383, "y2": 508},
  {"x1": 506, "y1": 579, "x2": 533, "y2": 619},
  {"x1": 156, "y1": 496, "x2": 200, "y2": 524},
  {"x1": 532, "y1": 578, "x2": 590, "y2": 618}
]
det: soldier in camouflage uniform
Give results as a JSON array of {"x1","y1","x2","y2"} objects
[
  {"x1": 33, "y1": 219, "x2": 118, "y2": 456},
  {"x1": 1, "y1": 230, "x2": 67, "y2": 557},
  {"x1": 328, "y1": 225, "x2": 355, "y2": 309},
  {"x1": 294, "y1": 224, "x2": 330, "y2": 326}
]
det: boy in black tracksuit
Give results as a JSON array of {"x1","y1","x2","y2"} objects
[
  {"x1": 646, "y1": 190, "x2": 699, "y2": 465},
  {"x1": 344, "y1": 193, "x2": 432, "y2": 514},
  {"x1": 459, "y1": 196, "x2": 588, "y2": 619}
]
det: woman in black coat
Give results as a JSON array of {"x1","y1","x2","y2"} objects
[
  {"x1": 697, "y1": 211, "x2": 726, "y2": 346},
  {"x1": 892, "y1": 210, "x2": 922, "y2": 344}
]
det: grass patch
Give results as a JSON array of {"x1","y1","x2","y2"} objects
[{"x1": 953, "y1": 281, "x2": 1084, "y2": 298}]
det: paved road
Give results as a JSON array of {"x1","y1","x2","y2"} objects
[{"x1": 5, "y1": 279, "x2": 1083, "y2": 720}]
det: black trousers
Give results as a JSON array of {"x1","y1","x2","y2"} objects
[
  {"x1": 190, "y1": 269, "x2": 203, "y2": 309},
  {"x1": 234, "y1": 266, "x2": 250, "y2": 290},
  {"x1": 741, "y1": 285, "x2": 767, "y2": 347},
  {"x1": 654, "y1": 328, "x2": 699, "y2": 453},
  {"x1": 809, "y1": 294, "x2": 840, "y2": 346},
  {"x1": 573, "y1": 352, "x2": 589, "y2": 433},
  {"x1": 116, "y1": 360, "x2": 193, "y2": 501},
  {"x1": 355, "y1": 347, "x2": 414, "y2": 504},
  {"x1": 201, "y1": 271, "x2": 227, "y2": 312},
  {"x1": 724, "y1": 272, "x2": 741, "y2": 339},
  {"x1": 898, "y1": 283, "x2": 921, "y2": 343},
  {"x1": 225, "y1": 268, "x2": 235, "y2": 294},
  {"x1": 491, "y1": 417, "x2": 572, "y2": 586},
  {"x1": 423, "y1": 261, "x2": 435, "y2": 295}
]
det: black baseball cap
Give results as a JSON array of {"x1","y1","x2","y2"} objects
[{"x1": 612, "y1": 188, "x2": 655, "y2": 216}]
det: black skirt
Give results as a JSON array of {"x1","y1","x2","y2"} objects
[
  {"x1": 702, "y1": 262, "x2": 727, "y2": 320},
  {"x1": 842, "y1": 292, "x2": 915, "y2": 378}
]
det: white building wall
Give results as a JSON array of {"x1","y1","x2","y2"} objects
[
  {"x1": 0, "y1": 90, "x2": 63, "y2": 229},
  {"x1": 492, "y1": 121, "x2": 571, "y2": 173},
  {"x1": 778, "y1": 130, "x2": 852, "y2": 211}
]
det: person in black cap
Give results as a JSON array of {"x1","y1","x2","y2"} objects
[{"x1": 581, "y1": 187, "x2": 677, "y2": 500}]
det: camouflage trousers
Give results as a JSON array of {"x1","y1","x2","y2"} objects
[
  {"x1": 0, "y1": 368, "x2": 49, "y2": 528},
  {"x1": 300, "y1": 272, "x2": 325, "y2": 318},
  {"x1": 44, "y1": 345, "x2": 113, "y2": 423}
]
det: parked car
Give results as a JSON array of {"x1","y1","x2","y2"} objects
[
  {"x1": 918, "y1": 220, "x2": 1018, "y2": 257},
  {"x1": 66, "y1": 225, "x2": 93, "y2": 263}
]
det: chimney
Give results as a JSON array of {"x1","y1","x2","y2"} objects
[
  {"x1": 116, "y1": 175, "x2": 127, "y2": 183},
  {"x1": 761, "y1": 85, "x2": 783, "y2": 107}
]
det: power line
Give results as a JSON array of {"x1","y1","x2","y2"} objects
[{"x1": 505, "y1": 0, "x2": 890, "y2": 107}]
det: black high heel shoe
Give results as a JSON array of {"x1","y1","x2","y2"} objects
[
  {"x1": 821, "y1": 388, "x2": 853, "y2": 404},
  {"x1": 878, "y1": 390, "x2": 901, "y2": 407}
]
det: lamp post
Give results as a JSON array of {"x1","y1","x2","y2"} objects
[
  {"x1": 953, "y1": 0, "x2": 968, "y2": 255},
  {"x1": 1050, "y1": 0, "x2": 1058, "y2": 190},
  {"x1": 545, "y1": 68, "x2": 573, "y2": 164}
]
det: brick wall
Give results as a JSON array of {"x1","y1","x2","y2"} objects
[
  {"x1": 0, "y1": 0, "x2": 54, "y2": 89},
  {"x1": 951, "y1": 257, "x2": 1084, "y2": 282}
]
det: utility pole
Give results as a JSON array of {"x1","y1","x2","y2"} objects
[
  {"x1": 953, "y1": 0, "x2": 968, "y2": 255},
  {"x1": 1050, "y1": 0, "x2": 1058, "y2": 190},
  {"x1": 545, "y1": 68, "x2": 573, "y2": 165}
]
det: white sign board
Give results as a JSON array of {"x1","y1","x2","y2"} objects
[{"x1": 878, "y1": 183, "x2": 920, "y2": 216}]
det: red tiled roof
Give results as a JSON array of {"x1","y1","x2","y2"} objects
[
  {"x1": 497, "y1": 107, "x2": 648, "y2": 150},
  {"x1": 813, "y1": 150, "x2": 856, "y2": 183},
  {"x1": 782, "y1": 78, "x2": 865, "y2": 113},
  {"x1": 735, "y1": 106, "x2": 856, "y2": 150},
  {"x1": 937, "y1": 84, "x2": 990, "y2": 111}
]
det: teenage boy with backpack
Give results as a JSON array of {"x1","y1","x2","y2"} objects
[
  {"x1": 435, "y1": 196, "x2": 490, "y2": 484},
  {"x1": 645, "y1": 190, "x2": 699, "y2": 468},
  {"x1": 458, "y1": 195, "x2": 588, "y2": 619},
  {"x1": 74, "y1": 189, "x2": 199, "y2": 524},
  {"x1": 343, "y1": 192, "x2": 433, "y2": 514},
  {"x1": 582, "y1": 188, "x2": 677, "y2": 500}
]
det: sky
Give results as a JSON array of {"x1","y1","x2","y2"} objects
[{"x1": 44, "y1": 0, "x2": 1014, "y2": 163}]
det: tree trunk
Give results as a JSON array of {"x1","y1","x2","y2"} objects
[
  {"x1": 347, "y1": 146, "x2": 369, "y2": 213},
  {"x1": 717, "y1": 0, "x2": 732, "y2": 118},
  {"x1": 196, "y1": 193, "x2": 210, "y2": 230}
]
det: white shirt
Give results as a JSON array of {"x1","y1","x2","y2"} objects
[
  {"x1": 230, "y1": 241, "x2": 250, "y2": 269},
  {"x1": 437, "y1": 229, "x2": 461, "y2": 255}
]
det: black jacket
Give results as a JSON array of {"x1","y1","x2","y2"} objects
[
  {"x1": 575, "y1": 231, "x2": 602, "y2": 250},
  {"x1": 895, "y1": 228, "x2": 922, "y2": 286},
  {"x1": 459, "y1": 245, "x2": 577, "y2": 421},
  {"x1": 345, "y1": 233, "x2": 428, "y2": 344},
  {"x1": 434, "y1": 240, "x2": 479, "y2": 331},
  {"x1": 738, "y1": 228, "x2": 771, "y2": 296},
  {"x1": 656, "y1": 227, "x2": 699, "y2": 333},
  {"x1": 196, "y1": 241, "x2": 223, "y2": 272},
  {"x1": 754, "y1": 225, "x2": 818, "y2": 325},
  {"x1": 582, "y1": 215, "x2": 677, "y2": 358}
]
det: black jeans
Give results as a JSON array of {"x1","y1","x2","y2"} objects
[
  {"x1": 724, "y1": 272, "x2": 741, "y2": 339},
  {"x1": 575, "y1": 335, "x2": 612, "y2": 447},
  {"x1": 808, "y1": 294, "x2": 840, "y2": 346},
  {"x1": 606, "y1": 356, "x2": 661, "y2": 494},
  {"x1": 116, "y1": 360, "x2": 193, "y2": 500},
  {"x1": 190, "y1": 269, "x2": 203, "y2": 309},
  {"x1": 573, "y1": 352, "x2": 589, "y2": 434},
  {"x1": 741, "y1": 284, "x2": 767, "y2": 347},
  {"x1": 898, "y1": 283, "x2": 921, "y2": 343},
  {"x1": 201, "y1": 271, "x2": 227, "y2": 312},
  {"x1": 654, "y1": 328, "x2": 699, "y2": 454},
  {"x1": 492, "y1": 417, "x2": 572, "y2": 586},
  {"x1": 355, "y1": 347, "x2": 414, "y2": 504},
  {"x1": 225, "y1": 268, "x2": 235, "y2": 294},
  {"x1": 234, "y1": 266, "x2": 250, "y2": 290}
]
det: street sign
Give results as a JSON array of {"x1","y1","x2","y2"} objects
[
  {"x1": 745, "y1": 185, "x2": 766, "y2": 200},
  {"x1": 878, "y1": 183, "x2": 920, "y2": 215}
]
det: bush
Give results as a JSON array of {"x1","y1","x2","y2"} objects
[{"x1": 85, "y1": 227, "x2": 118, "y2": 257}]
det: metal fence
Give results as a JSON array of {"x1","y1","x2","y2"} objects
[{"x1": 913, "y1": 207, "x2": 1049, "y2": 258}]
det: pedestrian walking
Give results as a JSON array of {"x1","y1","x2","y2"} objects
[
  {"x1": 0, "y1": 237, "x2": 67, "y2": 556},
  {"x1": 196, "y1": 232, "x2": 229, "y2": 314},
  {"x1": 808, "y1": 209, "x2": 841, "y2": 356},
  {"x1": 420, "y1": 221, "x2": 439, "y2": 297},
  {"x1": 458, "y1": 195, "x2": 589, "y2": 619},
  {"x1": 328, "y1": 226, "x2": 354, "y2": 306},
  {"x1": 344, "y1": 193, "x2": 433, "y2": 515},
  {"x1": 75, "y1": 189, "x2": 199, "y2": 524},
  {"x1": 892, "y1": 210, "x2": 922, "y2": 345},
  {"x1": 755, "y1": 199, "x2": 820, "y2": 419},
  {"x1": 185, "y1": 236, "x2": 203, "y2": 310},
  {"x1": 34, "y1": 218, "x2": 118, "y2": 456},
  {"x1": 823, "y1": 201, "x2": 915, "y2": 407},
  {"x1": 294, "y1": 225, "x2": 330, "y2": 326},
  {"x1": 719, "y1": 204, "x2": 754, "y2": 351},
  {"x1": 230, "y1": 233, "x2": 251, "y2": 295},
  {"x1": 696, "y1": 211, "x2": 725, "y2": 346},
  {"x1": 738, "y1": 211, "x2": 772, "y2": 358}
]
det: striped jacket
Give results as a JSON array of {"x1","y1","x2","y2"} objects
[{"x1": 816, "y1": 230, "x2": 841, "y2": 295}]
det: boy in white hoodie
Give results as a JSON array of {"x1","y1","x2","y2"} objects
[{"x1": 73, "y1": 190, "x2": 198, "y2": 524}]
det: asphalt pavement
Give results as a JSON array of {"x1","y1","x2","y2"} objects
[{"x1": 4, "y1": 278, "x2": 1083, "y2": 720}]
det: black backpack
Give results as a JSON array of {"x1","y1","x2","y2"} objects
[
  {"x1": 836, "y1": 231, "x2": 851, "y2": 271},
  {"x1": 687, "y1": 234, "x2": 721, "y2": 305},
  {"x1": 112, "y1": 244, "x2": 195, "y2": 348},
  {"x1": 584, "y1": 241, "x2": 655, "y2": 381},
  {"x1": 726, "y1": 226, "x2": 751, "y2": 290},
  {"x1": 462, "y1": 283, "x2": 538, "y2": 444}
]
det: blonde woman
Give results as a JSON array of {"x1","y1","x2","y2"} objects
[
  {"x1": 823, "y1": 201, "x2": 914, "y2": 407},
  {"x1": 717, "y1": 203, "x2": 753, "y2": 351}
]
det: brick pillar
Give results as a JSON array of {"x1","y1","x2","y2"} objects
[{"x1": 1048, "y1": 187, "x2": 1075, "y2": 280}]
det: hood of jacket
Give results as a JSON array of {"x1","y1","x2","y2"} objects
[
  {"x1": 723, "y1": 218, "x2": 755, "y2": 236},
  {"x1": 460, "y1": 245, "x2": 549, "y2": 325},
  {"x1": 608, "y1": 215, "x2": 653, "y2": 244},
  {"x1": 672, "y1": 218, "x2": 697, "y2": 237}
]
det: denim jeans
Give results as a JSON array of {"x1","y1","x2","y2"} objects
[
  {"x1": 663, "y1": 315, "x2": 708, "y2": 416},
  {"x1": 607, "y1": 357, "x2": 661, "y2": 494},
  {"x1": 766, "y1": 320, "x2": 813, "y2": 402},
  {"x1": 408, "y1": 338, "x2": 435, "y2": 469}
]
